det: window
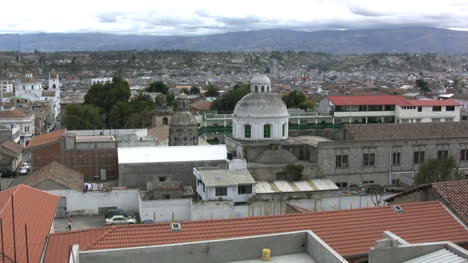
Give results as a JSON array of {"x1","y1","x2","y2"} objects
[
  {"x1": 432, "y1": 118, "x2": 441, "y2": 122},
  {"x1": 159, "y1": 177, "x2": 167, "y2": 182},
  {"x1": 244, "y1": 124, "x2": 251, "y2": 138},
  {"x1": 255, "y1": 86, "x2": 258, "y2": 92},
  {"x1": 282, "y1": 123, "x2": 286, "y2": 137},
  {"x1": 446, "y1": 106, "x2": 455, "y2": 111},
  {"x1": 460, "y1": 149, "x2": 468, "y2": 161},
  {"x1": 203, "y1": 182, "x2": 205, "y2": 192},
  {"x1": 413, "y1": 151, "x2": 425, "y2": 164},
  {"x1": 437, "y1": 150, "x2": 448, "y2": 160},
  {"x1": 392, "y1": 179, "x2": 400, "y2": 185},
  {"x1": 363, "y1": 180, "x2": 374, "y2": 185},
  {"x1": 263, "y1": 124, "x2": 271, "y2": 138},
  {"x1": 335, "y1": 155, "x2": 348, "y2": 168},
  {"x1": 238, "y1": 185, "x2": 252, "y2": 194},
  {"x1": 24, "y1": 126, "x2": 29, "y2": 132},
  {"x1": 335, "y1": 182, "x2": 348, "y2": 188},
  {"x1": 432, "y1": 106, "x2": 442, "y2": 111},
  {"x1": 417, "y1": 106, "x2": 422, "y2": 112},
  {"x1": 261, "y1": 86, "x2": 264, "y2": 92},
  {"x1": 445, "y1": 118, "x2": 453, "y2": 122},
  {"x1": 363, "y1": 153, "x2": 375, "y2": 167},
  {"x1": 392, "y1": 152, "x2": 401, "y2": 166},
  {"x1": 215, "y1": 187, "x2": 227, "y2": 196}
]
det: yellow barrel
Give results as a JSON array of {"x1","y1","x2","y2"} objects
[{"x1": 262, "y1": 248, "x2": 271, "y2": 261}]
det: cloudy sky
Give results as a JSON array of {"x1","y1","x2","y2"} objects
[{"x1": 1, "y1": 0, "x2": 467, "y2": 35}]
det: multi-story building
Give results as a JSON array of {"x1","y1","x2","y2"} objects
[
  {"x1": 319, "y1": 95, "x2": 460, "y2": 123},
  {"x1": 0, "y1": 109, "x2": 35, "y2": 146},
  {"x1": 318, "y1": 122, "x2": 468, "y2": 187},
  {"x1": 0, "y1": 80, "x2": 14, "y2": 93}
]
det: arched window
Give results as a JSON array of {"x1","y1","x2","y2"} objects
[
  {"x1": 261, "y1": 86, "x2": 264, "y2": 92},
  {"x1": 163, "y1": 117, "x2": 168, "y2": 125},
  {"x1": 244, "y1": 124, "x2": 251, "y2": 138},
  {"x1": 255, "y1": 85, "x2": 258, "y2": 92},
  {"x1": 282, "y1": 123, "x2": 286, "y2": 137},
  {"x1": 264, "y1": 124, "x2": 271, "y2": 138}
]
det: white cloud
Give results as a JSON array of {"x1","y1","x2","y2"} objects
[{"x1": 1, "y1": 0, "x2": 467, "y2": 34}]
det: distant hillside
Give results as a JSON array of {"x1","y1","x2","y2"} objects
[{"x1": 0, "y1": 27, "x2": 467, "y2": 54}]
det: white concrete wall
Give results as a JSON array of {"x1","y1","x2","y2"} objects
[
  {"x1": 46, "y1": 189, "x2": 140, "y2": 215},
  {"x1": 232, "y1": 117, "x2": 288, "y2": 140},
  {"x1": 139, "y1": 198, "x2": 192, "y2": 222},
  {"x1": 396, "y1": 105, "x2": 460, "y2": 122}
]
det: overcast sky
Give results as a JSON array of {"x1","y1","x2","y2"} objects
[{"x1": 1, "y1": 0, "x2": 467, "y2": 35}]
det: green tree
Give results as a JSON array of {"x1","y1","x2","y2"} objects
[
  {"x1": 127, "y1": 92, "x2": 155, "y2": 128},
  {"x1": 181, "y1": 88, "x2": 189, "y2": 95},
  {"x1": 416, "y1": 79, "x2": 431, "y2": 94},
  {"x1": 211, "y1": 83, "x2": 250, "y2": 112},
  {"x1": 286, "y1": 164, "x2": 304, "y2": 181},
  {"x1": 282, "y1": 90, "x2": 315, "y2": 110},
  {"x1": 205, "y1": 84, "x2": 219, "y2": 97},
  {"x1": 146, "y1": 81, "x2": 169, "y2": 94},
  {"x1": 109, "y1": 101, "x2": 130, "y2": 129},
  {"x1": 190, "y1": 86, "x2": 200, "y2": 95},
  {"x1": 415, "y1": 157, "x2": 462, "y2": 186},
  {"x1": 62, "y1": 104, "x2": 101, "y2": 130}
]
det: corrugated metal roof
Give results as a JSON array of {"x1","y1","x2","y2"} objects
[
  {"x1": 117, "y1": 145, "x2": 227, "y2": 164},
  {"x1": 256, "y1": 179, "x2": 338, "y2": 194},
  {"x1": 403, "y1": 249, "x2": 467, "y2": 263}
]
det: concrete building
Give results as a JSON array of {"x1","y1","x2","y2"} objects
[
  {"x1": 0, "y1": 80, "x2": 14, "y2": 93},
  {"x1": 0, "y1": 108, "x2": 35, "y2": 146},
  {"x1": 0, "y1": 140, "x2": 23, "y2": 172},
  {"x1": 318, "y1": 95, "x2": 461, "y2": 123},
  {"x1": 194, "y1": 158, "x2": 256, "y2": 202},
  {"x1": 169, "y1": 93, "x2": 198, "y2": 146},
  {"x1": 318, "y1": 122, "x2": 468, "y2": 187},
  {"x1": 0, "y1": 124, "x2": 20, "y2": 144},
  {"x1": 118, "y1": 145, "x2": 228, "y2": 188},
  {"x1": 91, "y1": 77, "x2": 113, "y2": 85}
]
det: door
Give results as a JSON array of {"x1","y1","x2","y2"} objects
[
  {"x1": 56, "y1": 197, "x2": 67, "y2": 218},
  {"x1": 100, "y1": 169, "x2": 107, "y2": 181}
]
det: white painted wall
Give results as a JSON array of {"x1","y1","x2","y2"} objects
[
  {"x1": 396, "y1": 105, "x2": 460, "y2": 122},
  {"x1": 232, "y1": 117, "x2": 288, "y2": 140},
  {"x1": 46, "y1": 189, "x2": 140, "y2": 215},
  {"x1": 139, "y1": 198, "x2": 191, "y2": 222}
]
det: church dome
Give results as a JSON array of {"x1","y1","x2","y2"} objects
[
  {"x1": 233, "y1": 93, "x2": 288, "y2": 118},
  {"x1": 250, "y1": 75, "x2": 271, "y2": 85},
  {"x1": 169, "y1": 112, "x2": 197, "y2": 126}
]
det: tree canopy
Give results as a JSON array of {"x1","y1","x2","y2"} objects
[
  {"x1": 282, "y1": 90, "x2": 316, "y2": 110},
  {"x1": 205, "y1": 84, "x2": 219, "y2": 97},
  {"x1": 62, "y1": 104, "x2": 101, "y2": 130},
  {"x1": 190, "y1": 86, "x2": 200, "y2": 94},
  {"x1": 416, "y1": 79, "x2": 431, "y2": 94},
  {"x1": 211, "y1": 83, "x2": 250, "y2": 112},
  {"x1": 146, "y1": 80, "x2": 169, "y2": 94},
  {"x1": 415, "y1": 157, "x2": 462, "y2": 186}
]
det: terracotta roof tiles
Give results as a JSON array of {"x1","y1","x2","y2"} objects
[
  {"x1": 0, "y1": 140, "x2": 24, "y2": 155},
  {"x1": 0, "y1": 109, "x2": 32, "y2": 119},
  {"x1": 44, "y1": 201, "x2": 468, "y2": 263},
  {"x1": 27, "y1": 128, "x2": 66, "y2": 149},
  {"x1": 433, "y1": 179, "x2": 468, "y2": 225},
  {"x1": 0, "y1": 185, "x2": 60, "y2": 263},
  {"x1": 22, "y1": 161, "x2": 84, "y2": 192}
]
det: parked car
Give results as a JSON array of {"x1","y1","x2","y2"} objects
[
  {"x1": 19, "y1": 167, "x2": 29, "y2": 175},
  {"x1": 105, "y1": 215, "x2": 136, "y2": 225},
  {"x1": 21, "y1": 162, "x2": 31, "y2": 171},
  {"x1": 0, "y1": 168, "x2": 16, "y2": 178},
  {"x1": 104, "y1": 209, "x2": 133, "y2": 219}
]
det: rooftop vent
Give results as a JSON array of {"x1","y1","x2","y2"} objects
[
  {"x1": 171, "y1": 222, "x2": 182, "y2": 232},
  {"x1": 392, "y1": 205, "x2": 404, "y2": 213}
]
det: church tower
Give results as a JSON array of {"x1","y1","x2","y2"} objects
[
  {"x1": 48, "y1": 69, "x2": 59, "y2": 91},
  {"x1": 168, "y1": 93, "x2": 198, "y2": 146}
]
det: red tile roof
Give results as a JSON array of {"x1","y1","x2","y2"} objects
[
  {"x1": 433, "y1": 179, "x2": 468, "y2": 225},
  {"x1": 0, "y1": 140, "x2": 24, "y2": 156},
  {"x1": 44, "y1": 201, "x2": 468, "y2": 263},
  {"x1": 27, "y1": 129, "x2": 66, "y2": 149},
  {"x1": 0, "y1": 185, "x2": 60, "y2": 263},
  {"x1": 327, "y1": 95, "x2": 461, "y2": 107}
]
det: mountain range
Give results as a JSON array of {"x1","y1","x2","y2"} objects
[{"x1": 0, "y1": 27, "x2": 467, "y2": 54}]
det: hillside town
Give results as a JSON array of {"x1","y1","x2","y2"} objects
[{"x1": 0, "y1": 51, "x2": 467, "y2": 263}]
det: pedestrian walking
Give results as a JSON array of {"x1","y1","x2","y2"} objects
[{"x1": 66, "y1": 218, "x2": 72, "y2": 231}]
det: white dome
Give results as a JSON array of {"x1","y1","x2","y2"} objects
[
  {"x1": 233, "y1": 93, "x2": 288, "y2": 118},
  {"x1": 250, "y1": 75, "x2": 271, "y2": 85}
]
